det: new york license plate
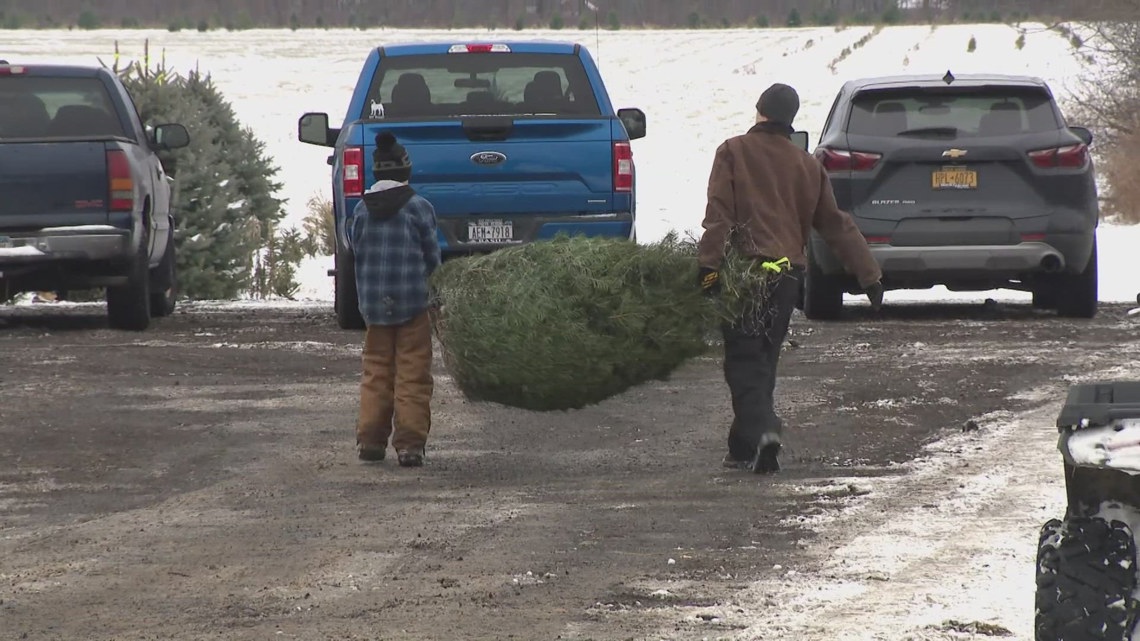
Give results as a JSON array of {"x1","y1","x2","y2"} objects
[
  {"x1": 932, "y1": 167, "x2": 978, "y2": 190},
  {"x1": 468, "y1": 219, "x2": 514, "y2": 243}
]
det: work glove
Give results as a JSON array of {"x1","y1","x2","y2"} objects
[
  {"x1": 698, "y1": 267, "x2": 721, "y2": 297},
  {"x1": 864, "y1": 280, "x2": 884, "y2": 312}
]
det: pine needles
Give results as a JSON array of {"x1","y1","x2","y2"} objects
[{"x1": 430, "y1": 233, "x2": 789, "y2": 411}]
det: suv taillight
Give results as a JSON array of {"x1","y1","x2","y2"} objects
[
  {"x1": 613, "y1": 142, "x2": 633, "y2": 192},
  {"x1": 815, "y1": 147, "x2": 882, "y2": 172},
  {"x1": 107, "y1": 149, "x2": 134, "y2": 212},
  {"x1": 343, "y1": 146, "x2": 364, "y2": 195},
  {"x1": 1028, "y1": 143, "x2": 1088, "y2": 169}
]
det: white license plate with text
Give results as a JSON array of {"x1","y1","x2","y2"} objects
[{"x1": 468, "y1": 219, "x2": 514, "y2": 243}]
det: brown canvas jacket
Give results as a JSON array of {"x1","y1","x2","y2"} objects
[{"x1": 697, "y1": 122, "x2": 882, "y2": 289}]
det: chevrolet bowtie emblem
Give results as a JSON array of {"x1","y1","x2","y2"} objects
[{"x1": 942, "y1": 148, "x2": 968, "y2": 159}]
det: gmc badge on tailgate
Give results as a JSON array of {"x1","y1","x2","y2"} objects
[{"x1": 471, "y1": 151, "x2": 507, "y2": 166}]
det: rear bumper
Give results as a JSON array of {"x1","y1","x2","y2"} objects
[
  {"x1": 0, "y1": 227, "x2": 132, "y2": 264},
  {"x1": 436, "y1": 212, "x2": 635, "y2": 254},
  {"x1": 0, "y1": 227, "x2": 133, "y2": 290},
  {"x1": 872, "y1": 242, "x2": 1065, "y2": 274},
  {"x1": 811, "y1": 229, "x2": 1095, "y2": 284}
]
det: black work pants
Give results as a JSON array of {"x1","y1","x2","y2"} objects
[{"x1": 722, "y1": 266, "x2": 804, "y2": 461}]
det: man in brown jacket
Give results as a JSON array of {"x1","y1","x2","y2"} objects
[{"x1": 697, "y1": 82, "x2": 884, "y2": 474}]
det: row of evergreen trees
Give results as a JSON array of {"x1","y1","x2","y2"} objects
[{"x1": 104, "y1": 47, "x2": 333, "y2": 301}]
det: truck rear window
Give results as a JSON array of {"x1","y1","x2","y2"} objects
[
  {"x1": 846, "y1": 86, "x2": 1061, "y2": 137},
  {"x1": 0, "y1": 76, "x2": 124, "y2": 140},
  {"x1": 361, "y1": 52, "x2": 601, "y2": 119}
]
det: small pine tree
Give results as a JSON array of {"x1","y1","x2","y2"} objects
[
  {"x1": 550, "y1": 14, "x2": 563, "y2": 29},
  {"x1": 514, "y1": 16, "x2": 524, "y2": 30},
  {"x1": 117, "y1": 58, "x2": 292, "y2": 300},
  {"x1": 755, "y1": 15, "x2": 769, "y2": 28},
  {"x1": 787, "y1": 8, "x2": 802, "y2": 27},
  {"x1": 688, "y1": 12, "x2": 701, "y2": 28},
  {"x1": 300, "y1": 193, "x2": 336, "y2": 258},
  {"x1": 967, "y1": 35, "x2": 977, "y2": 52},
  {"x1": 607, "y1": 10, "x2": 619, "y2": 30}
]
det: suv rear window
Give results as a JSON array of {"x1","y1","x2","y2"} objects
[
  {"x1": 361, "y1": 52, "x2": 601, "y2": 119},
  {"x1": 0, "y1": 76, "x2": 124, "y2": 139},
  {"x1": 846, "y1": 86, "x2": 1061, "y2": 138}
]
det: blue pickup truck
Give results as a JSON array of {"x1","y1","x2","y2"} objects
[
  {"x1": 297, "y1": 40, "x2": 646, "y2": 329},
  {"x1": 0, "y1": 61, "x2": 190, "y2": 330}
]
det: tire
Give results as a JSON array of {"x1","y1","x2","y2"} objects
[
  {"x1": 106, "y1": 233, "x2": 152, "y2": 332},
  {"x1": 1033, "y1": 286, "x2": 1059, "y2": 310},
  {"x1": 149, "y1": 227, "x2": 177, "y2": 318},
  {"x1": 1035, "y1": 517, "x2": 1138, "y2": 641},
  {"x1": 335, "y1": 247, "x2": 365, "y2": 330},
  {"x1": 802, "y1": 247, "x2": 844, "y2": 321},
  {"x1": 1057, "y1": 239, "x2": 1099, "y2": 319}
]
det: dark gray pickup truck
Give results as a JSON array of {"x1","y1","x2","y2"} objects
[{"x1": 0, "y1": 60, "x2": 189, "y2": 330}]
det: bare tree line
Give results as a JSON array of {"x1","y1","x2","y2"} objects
[{"x1": 0, "y1": 0, "x2": 1100, "y2": 29}]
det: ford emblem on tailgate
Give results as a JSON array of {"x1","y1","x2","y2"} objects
[{"x1": 471, "y1": 151, "x2": 507, "y2": 166}]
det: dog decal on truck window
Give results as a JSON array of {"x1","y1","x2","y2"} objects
[{"x1": 370, "y1": 99, "x2": 385, "y2": 119}]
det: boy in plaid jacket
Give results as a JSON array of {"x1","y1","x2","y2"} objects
[{"x1": 346, "y1": 131, "x2": 441, "y2": 467}]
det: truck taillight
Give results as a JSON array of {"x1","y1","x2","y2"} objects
[
  {"x1": 107, "y1": 150, "x2": 134, "y2": 212},
  {"x1": 0, "y1": 65, "x2": 26, "y2": 75},
  {"x1": 1028, "y1": 143, "x2": 1088, "y2": 169},
  {"x1": 613, "y1": 142, "x2": 633, "y2": 192},
  {"x1": 815, "y1": 147, "x2": 882, "y2": 172},
  {"x1": 343, "y1": 146, "x2": 364, "y2": 195}
]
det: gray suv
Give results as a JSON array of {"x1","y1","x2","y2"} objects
[{"x1": 805, "y1": 72, "x2": 1099, "y2": 319}]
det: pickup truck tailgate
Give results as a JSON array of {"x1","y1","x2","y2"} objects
[
  {"x1": 0, "y1": 142, "x2": 109, "y2": 222},
  {"x1": 356, "y1": 119, "x2": 614, "y2": 215}
]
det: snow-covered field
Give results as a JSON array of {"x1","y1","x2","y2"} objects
[{"x1": 4, "y1": 23, "x2": 1138, "y2": 306}]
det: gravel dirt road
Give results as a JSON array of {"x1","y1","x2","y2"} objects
[{"x1": 2, "y1": 300, "x2": 1138, "y2": 640}]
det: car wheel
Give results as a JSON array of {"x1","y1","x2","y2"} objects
[
  {"x1": 107, "y1": 232, "x2": 152, "y2": 332},
  {"x1": 1032, "y1": 286, "x2": 1058, "y2": 310},
  {"x1": 335, "y1": 248, "x2": 366, "y2": 330},
  {"x1": 149, "y1": 227, "x2": 177, "y2": 318},
  {"x1": 1057, "y1": 239, "x2": 1098, "y2": 319},
  {"x1": 802, "y1": 249, "x2": 844, "y2": 321},
  {"x1": 1035, "y1": 517, "x2": 1138, "y2": 641}
]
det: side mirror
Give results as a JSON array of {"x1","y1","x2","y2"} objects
[
  {"x1": 299, "y1": 112, "x2": 336, "y2": 147},
  {"x1": 152, "y1": 123, "x2": 190, "y2": 150},
  {"x1": 617, "y1": 107, "x2": 646, "y2": 141},
  {"x1": 1069, "y1": 126, "x2": 1093, "y2": 146},
  {"x1": 791, "y1": 130, "x2": 809, "y2": 152}
]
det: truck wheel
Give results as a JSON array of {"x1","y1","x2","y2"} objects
[
  {"x1": 1035, "y1": 517, "x2": 1138, "y2": 641},
  {"x1": 335, "y1": 248, "x2": 365, "y2": 330},
  {"x1": 106, "y1": 237, "x2": 152, "y2": 331},
  {"x1": 149, "y1": 228, "x2": 177, "y2": 318},
  {"x1": 1057, "y1": 239, "x2": 1098, "y2": 319},
  {"x1": 802, "y1": 250, "x2": 844, "y2": 321}
]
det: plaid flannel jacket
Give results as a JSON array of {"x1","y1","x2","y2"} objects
[{"x1": 346, "y1": 181, "x2": 441, "y2": 326}]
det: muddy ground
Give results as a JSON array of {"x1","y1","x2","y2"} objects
[{"x1": 1, "y1": 299, "x2": 1138, "y2": 641}]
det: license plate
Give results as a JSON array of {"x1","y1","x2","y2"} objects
[
  {"x1": 932, "y1": 168, "x2": 977, "y2": 190},
  {"x1": 468, "y1": 219, "x2": 514, "y2": 243}
]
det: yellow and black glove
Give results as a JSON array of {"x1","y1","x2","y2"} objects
[{"x1": 698, "y1": 267, "x2": 721, "y2": 297}]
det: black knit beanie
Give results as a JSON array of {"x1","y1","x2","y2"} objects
[
  {"x1": 372, "y1": 131, "x2": 412, "y2": 182},
  {"x1": 756, "y1": 83, "x2": 800, "y2": 126}
]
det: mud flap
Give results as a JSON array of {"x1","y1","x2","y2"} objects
[{"x1": 1036, "y1": 517, "x2": 1139, "y2": 641}]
